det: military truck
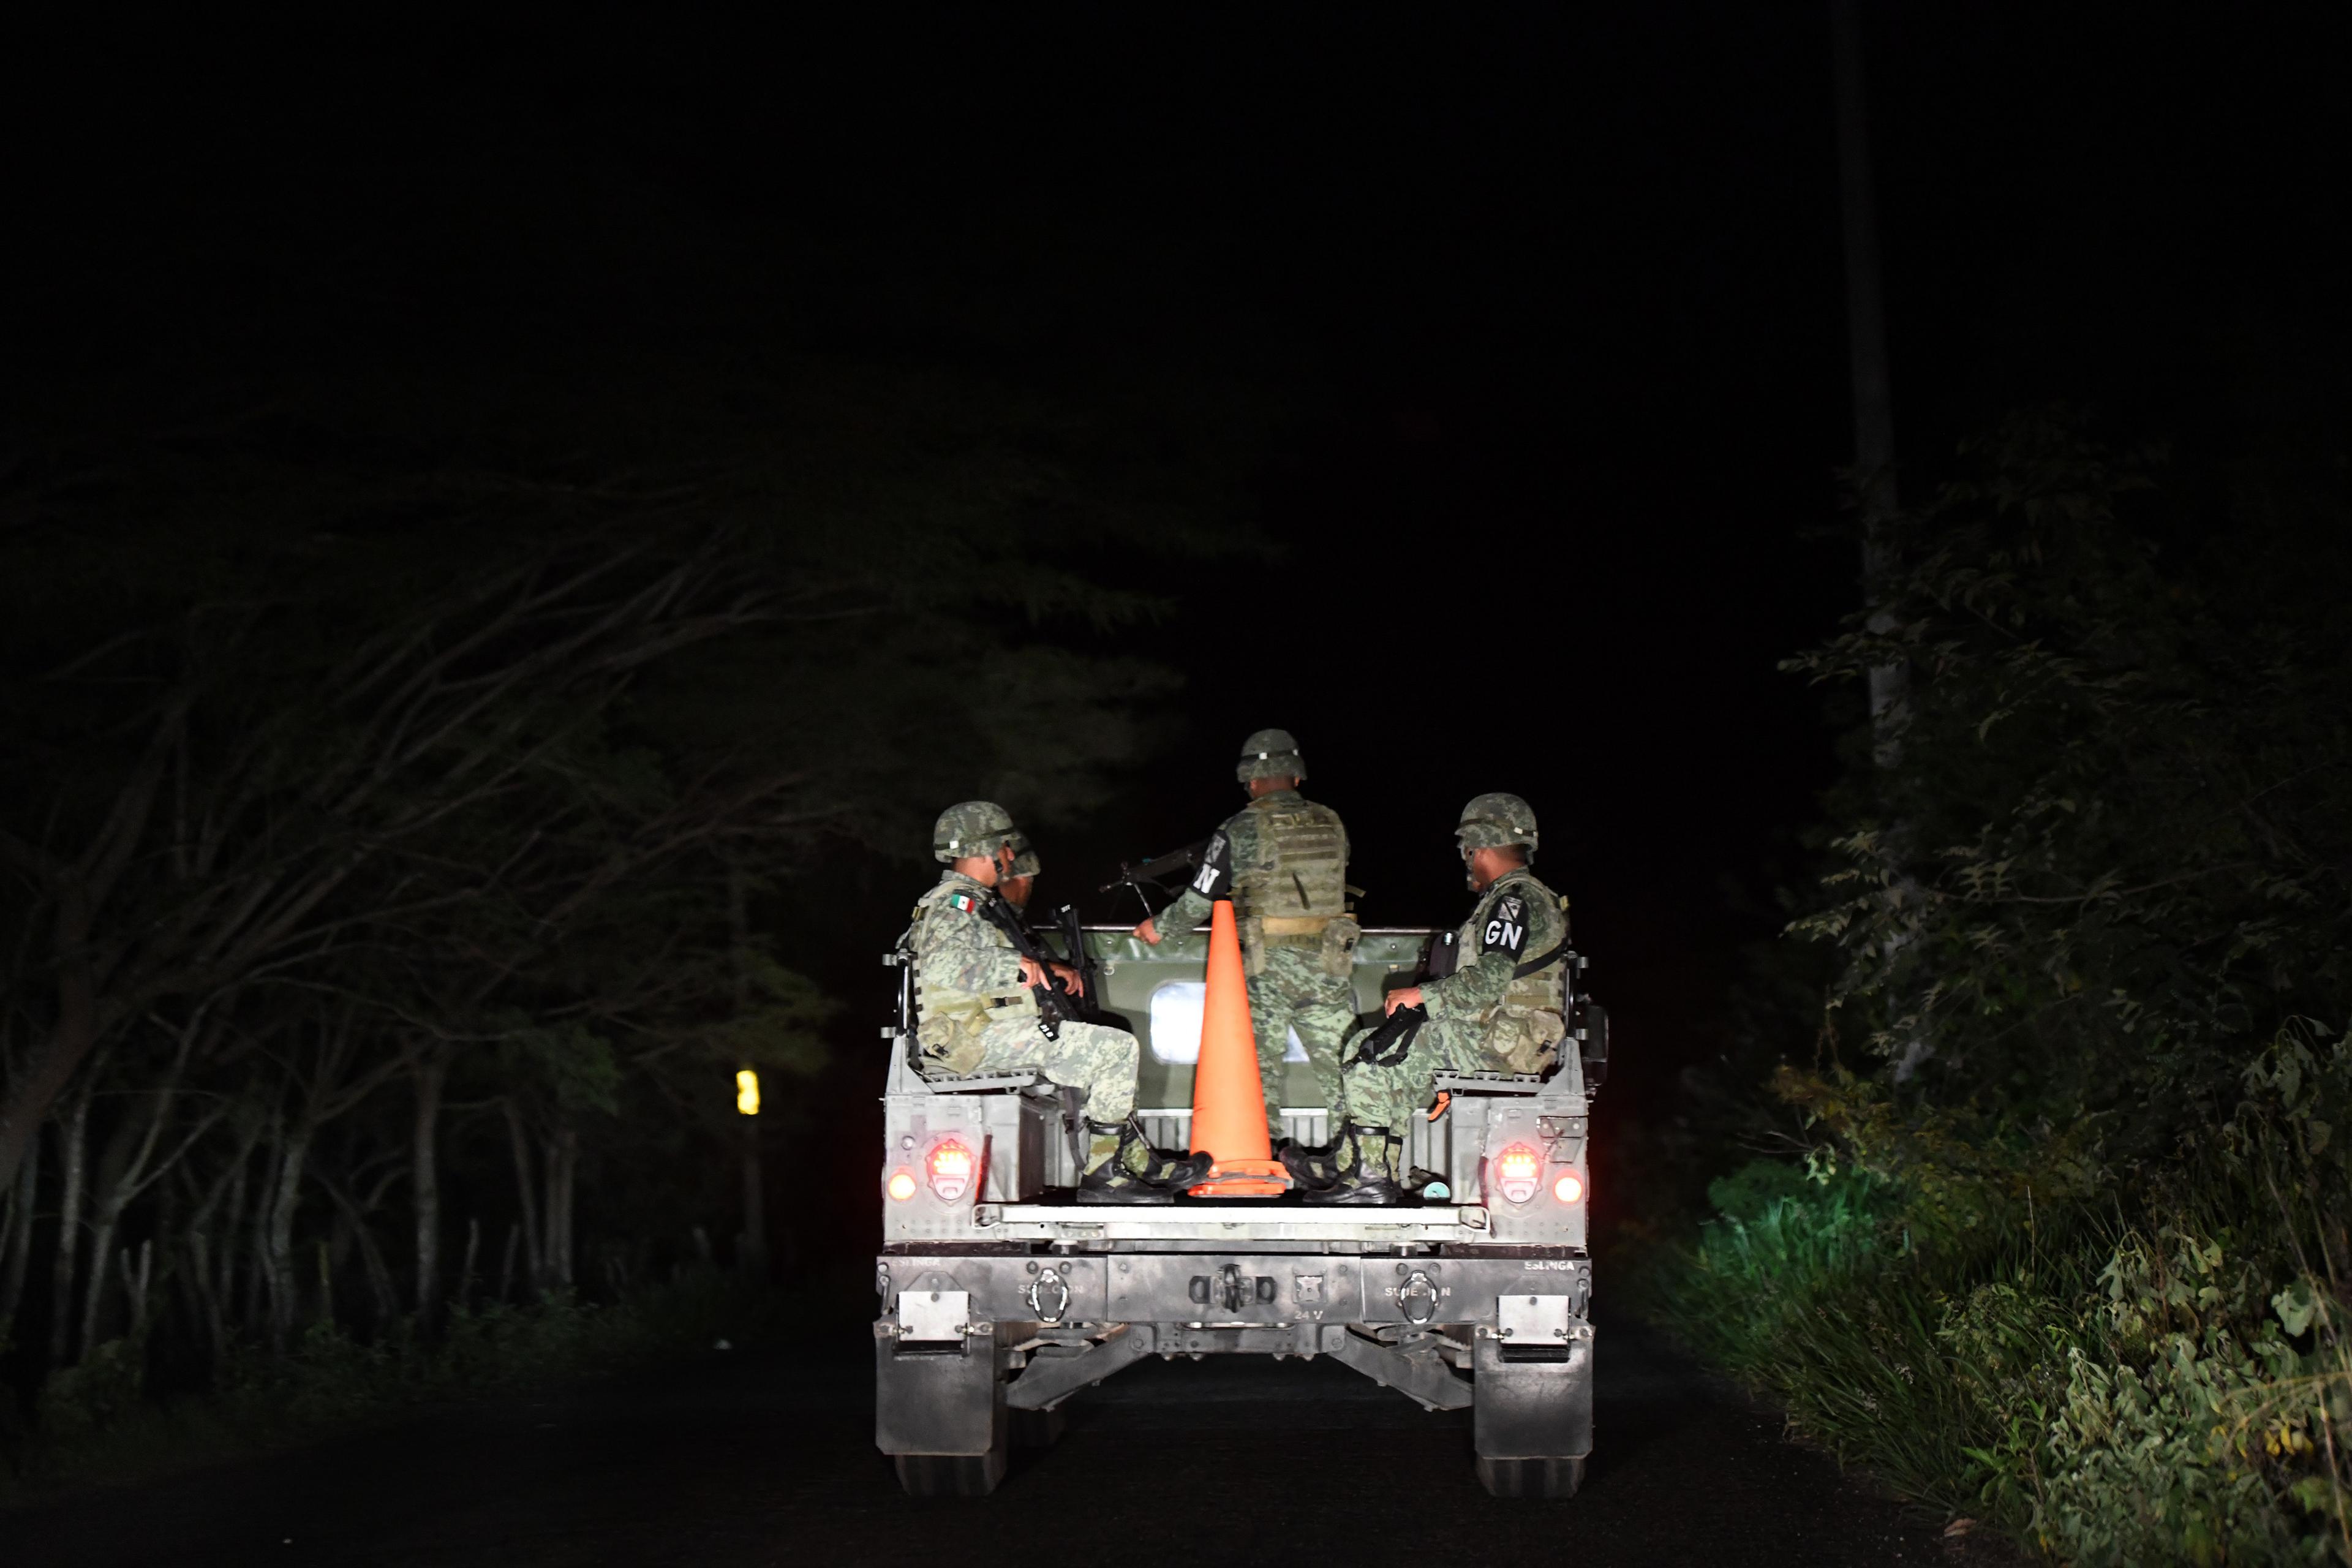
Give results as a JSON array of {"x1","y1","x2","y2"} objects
[{"x1": 873, "y1": 921, "x2": 1607, "y2": 1498}]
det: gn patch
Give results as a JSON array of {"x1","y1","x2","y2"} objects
[
  {"x1": 1190, "y1": 831, "x2": 1234, "y2": 900},
  {"x1": 1482, "y1": 892, "x2": 1529, "y2": 957}
]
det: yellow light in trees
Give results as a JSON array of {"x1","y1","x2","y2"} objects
[{"x1": 736, "y1": 1068, "x2": 761, "y2": 1117}]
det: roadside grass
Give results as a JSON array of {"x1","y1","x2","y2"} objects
[
  {"x1": 0, "y1": 1267, "x2": 784, "y2": 1506},
  {"x1": 1655, "y1": 1168, "x2": 1986, "y2": 1515},
  {"x1": 1640, "y1": 1030, "x2": 2352, "y2": 1565}
]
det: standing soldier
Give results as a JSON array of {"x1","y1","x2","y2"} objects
[
  {"x1": 1133, "y1": 730, "x2": 1359, "y2": 1150},
  {"x1": 912, "y1": 801, "x2": 1208, "y2": 1204},
  {"x1": 1297, "y1": 793, "x2": 1570, "y2": 1205}
]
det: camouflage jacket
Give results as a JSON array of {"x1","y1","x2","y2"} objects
[
  {"x1": 1423, "y1": 866, "x2": 1570, "y2": 1068},
  {"x1": 909, "y1": 869, "x2": 1035, "y2": 1053}
]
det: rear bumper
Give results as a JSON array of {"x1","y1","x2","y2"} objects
[
  {"x1": 954, "y1": 1197, "x2": 1494, "y2": 1247},
  {"x1": 875, "y1": 1247, "x2": 1591, "y2": 1330}
]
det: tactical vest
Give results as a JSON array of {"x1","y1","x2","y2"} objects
[
  {"x1": 908, "y1": 876, "x2": 1035, "y2": 1065},
  {"x1": 1231, "y1": 795, "x2": 1348, "y2": 936},
  {"x1": 1457, "y1": 871, "x2": 1570, "y2": 1071}
]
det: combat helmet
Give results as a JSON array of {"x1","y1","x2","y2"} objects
[
  {"x1": 932, "y1": 800, "x2": 1020, "y2": 864},
  {"x1": 1235, "y1": 728, "x2": 1307, "y2": 785},
  {"x1": 1455, "y1": 792, "x2": 1539, "y2": 859},
  {"x1": 1003, "y1": 829, "x2": 1041, "y2": 879}
]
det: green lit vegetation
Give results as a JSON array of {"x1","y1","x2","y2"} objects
[{"x1": 1647, "y1": 418, "x2": 2352, "y2": 1564}]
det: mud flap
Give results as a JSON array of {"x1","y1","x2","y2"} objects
[
  {"x1": 875, "y1": 1317, "x2": 1008, "y2": 1495},
  {"x1": 1472, "y1": 1322, "x2": 1593, "y2": 1495}
]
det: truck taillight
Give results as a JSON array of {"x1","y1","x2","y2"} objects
[
  {"x1": 1494, "y1": 1144, "x2": 1541, "y2": 1205},
  {"x1": 927, "y1": 1139, "x2": 975, "y2": 1203},
  {"x1": 886, "y1": 1169, "x2": 918, "y2": 1202},
  {"x1": 1553, "y1": 1171, "x2": 1584, "y2": 1205}
]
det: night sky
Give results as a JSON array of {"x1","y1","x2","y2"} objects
[{"x1": 13, "y1": 7, "x2": 2348, "y2": 1237}]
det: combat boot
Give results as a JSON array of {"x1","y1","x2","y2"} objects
[
  {"x1": 1302, "y1": 1123, "x2": 1404, "y2": 1206},
  {"x1": 1075, "y1": 1118, "x2": 1208, "y2": 1204},
  {"x1": 1276, "y1": 1129, "x2": 1345, "y2": 1191}
]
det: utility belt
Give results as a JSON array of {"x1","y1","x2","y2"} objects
[{"x1": 920, "y1": 987, "x2": 1033, "y2": 1020}]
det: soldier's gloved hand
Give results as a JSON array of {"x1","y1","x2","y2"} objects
[
  {"x1": 1357, "y1": 1005, "x2": 1427, "y2": 1067},
  {"x1": 1384, "y1": 985, "x2": 1425, "y2": 1016}
]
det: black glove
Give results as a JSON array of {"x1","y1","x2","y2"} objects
[{"x1": 1352, "y1": 1005, "x2": 1428, "y2": 1068}]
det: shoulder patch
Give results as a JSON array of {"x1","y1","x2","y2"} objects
[
  {"x1": 1189, "y1": 829, "x2": 1235, "y2": 900},
  {"x1": 1480, "y1": 891, "x2": 1530, "y2": 958},
  {"x1": 947, "y1": 891, "x2": 979, "y2": 914}
]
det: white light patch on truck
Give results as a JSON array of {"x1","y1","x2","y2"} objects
[{"x1": 1146, "y1": 981, "x2": 1306, "y2": 1063}]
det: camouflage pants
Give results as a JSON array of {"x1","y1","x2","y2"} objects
[
  {"x1": 924, "y1": 1016, "x2": 1139, "y2": 1123},
  {"x1": 1343, "y1": 1014, "x2": 1499, "y2": 1143},
  {"x1": 1246, "y1": 943, "x2": 1357, "y2": 1141}
]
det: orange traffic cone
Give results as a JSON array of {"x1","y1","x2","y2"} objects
[{"x1": 1187, "y1": 900, "x2": 1289, "y2": 1197}]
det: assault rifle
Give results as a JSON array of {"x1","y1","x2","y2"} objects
[
  {"x1": 1051, "y1": 902, "x2": 1106, "y2": 1020},
  {"x1": 1098, "y1": 837, "x2": 1209, "y2": 920},
  {"x1": 976, "y1": 891, "x2": 1086, "y2": 1040}
]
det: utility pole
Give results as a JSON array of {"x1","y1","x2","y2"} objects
[
  {"x1": 1834, "y1": 0, "x2": 1931, "y2": 1079},
  {"x1": 1833, "y1": 0, "x2": 1909, "y2": 768}
]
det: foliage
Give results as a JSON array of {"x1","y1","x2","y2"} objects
[
  {"x1": 0, "y1": 341, "x2": 1255, "y2": 1421},
  {"x1": 1649, "y1": 418, "x2": 2352, "y2": 1563},
  {"x1": 1660, "y1": 1030, "x2": 2352, "y2": 1564},
  {"x1": 1785, "y1": 415, "x2": 2350, "y2": 1123}
]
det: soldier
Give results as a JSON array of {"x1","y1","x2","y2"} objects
[
  {"x1": 911, "y1": 802, "x2": 1208, "y2": 1204},
  {"x1": 1294, "y1": 793, "x2": 1570, "y2": 1205},
  {"x1": 1132, "y1": 730, "x2": 1359, "y2": 1149}
]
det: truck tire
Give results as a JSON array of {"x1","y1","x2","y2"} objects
[
  {"x1": 894, "y1": 1450, "x2": 1008, "y2": 1497},
  {"x1": 1476, "y1": 1454, "x2": 1585, "y2": 1498},
  {"x1": 1010, "y1": 1405, "x2": 1066, "y2": 1448}
]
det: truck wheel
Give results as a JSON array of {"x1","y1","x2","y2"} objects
[
  {"x1": 894, "y1": 1450, "x2": 1008, "y2": 1497},
  {"x1": 1476, "y1": 1454, "x2": 1585, "y2": 1498},
  {"x1": 1011, "y1": 1406, "x2": 1066, "y2": 1449}
]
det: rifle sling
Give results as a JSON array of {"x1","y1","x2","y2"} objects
[{"x1": 1513, "y1": 940, "x2": 1569, "y2": 980}]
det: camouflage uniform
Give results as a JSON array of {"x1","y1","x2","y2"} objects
[
  {"x1": 1344, "y1": 872, "x2": 1570, "y2": 1151},
  {"x1": 910, "y1": 869, "x2": 1139, "y2": 1128},
  {"x1": 1151, "y1": 734, "x2": 1358, "y2": 1141}
]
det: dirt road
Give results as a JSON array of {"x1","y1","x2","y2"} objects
[{"x1": 9, "y1": 1308, "x2": 2002, "y2": 1566}]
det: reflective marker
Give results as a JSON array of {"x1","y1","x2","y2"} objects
[{"x1": 927, "y1": 1140, "x2": 974, "y2": 1202}]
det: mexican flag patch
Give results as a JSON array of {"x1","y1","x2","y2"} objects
[{"x1": 948, "y1": 892, "x2": 978, "y2": 913}]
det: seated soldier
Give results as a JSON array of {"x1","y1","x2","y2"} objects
[
  {"x1": 1289, "y1": 793, "x2": 1569, "y2": 1205},
  {"x1": 911, "y1": 801, "x2": 1209, "y2": 1204}
]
